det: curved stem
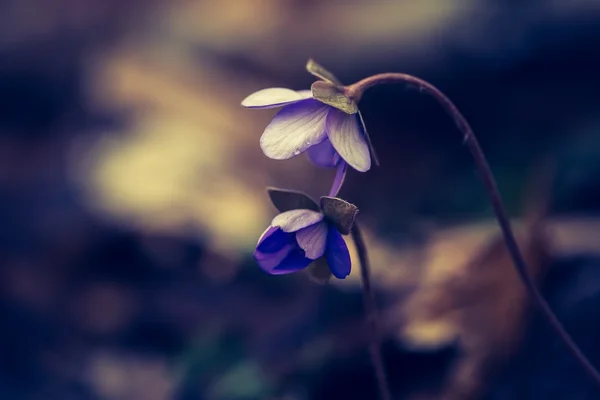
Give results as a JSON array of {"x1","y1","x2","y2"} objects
[
  {"x1": 347, "y1": 73, "x2": 600, "y2": 386},
  {"x1": 351, "y1": 222, "x2": 392, "y2": 400},
  {"x1": 328, "y1": 161, "x2": 348, "y2": 197}
]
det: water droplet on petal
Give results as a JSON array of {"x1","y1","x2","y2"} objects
[{"x1": 293, "y1": 149, "x2": 301, "y2": 155}]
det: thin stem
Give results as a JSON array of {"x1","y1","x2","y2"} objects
[
  {"x1": 351, "y1": 222, "x2": 392, "y2": 400},
  {"x1": 347, "y1": 73, "x2": 600, "y2": 386},
  {"x1": 328, "y1": 161, "x2": 348, "y2": 197}
]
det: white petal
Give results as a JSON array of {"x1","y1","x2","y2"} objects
[
  {"x1": 358, "y1": 110, "x2": 380, "y2": 166},
  {"x1": 326, "y1": 108, "x2": 371, "y2": 172},
  {"x1": 260, "y1": 100, "x2": 329, "y2": 160},
  {"x1": 241, "y1": 88, "x2": 312, "y2": 109},
  {"x1": 295, "y1": 221, "x2": 328, "y2": 260},
  {"x1": 271, "y1": 209, "x2": 324, "y2": 233}
]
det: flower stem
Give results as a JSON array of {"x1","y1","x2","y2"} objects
[
  {"x1": 347, "y1": 73, "x2": 600, "y2": 387},
  {"x1": 351, "y1": 221, "x2": 392, "y2": 400},
  {"x1": 328, "y1": 161, "x2": 348, "y2": 197}
]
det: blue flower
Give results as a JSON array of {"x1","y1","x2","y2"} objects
[
  {"x1": 253, "y1": 208, "x2": 351, "y2": 279},
  {"x1": 242, "y1": 87, "x2": 371, "y2": 172}
]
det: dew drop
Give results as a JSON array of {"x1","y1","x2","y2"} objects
[{"x1": 293, "y1": 149, "x2": 301, "y2": 155}]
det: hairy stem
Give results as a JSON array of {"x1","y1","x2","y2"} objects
[
  {"x1": 346, "y1": 73, "x2": 600, "y2": 386},
  {"x1": 351, "y1": 222, "x2": 392, "y2": 400}
]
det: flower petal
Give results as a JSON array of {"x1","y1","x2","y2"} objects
[
  {"x1": 260, "y1": 99, "x2": 329, "y2": 160},
  {"x1": 272, "y1": 209, "x2": 324, "y2": 233},
  {"x1": 358, "y1": 110, "x2": 380, "y2": 166},
  {"x1": 256, "y1": 226, "x2": 294, "y2": 253},
  {"x1": 241, "y1": 88, "x2": 312, "y2": 109},
  {"x1": 296, "y1": 89, "x2": 313, "y2": 98},
  {"x1": 295, "y1": 221, "x2": 328, "y2": 260},
  {"x1": 306, "y1": 138, "x2": 340, "y2": 168},
  {"x1": 326, "y1": 108, "x2": 371, "y2": 172},
  {"x1": 254, "y1": 244, "x2": 294, "y2": 271},
  {"x1": 326, "y1": 226, "x2": 351, "y2": 279},
  {"x1": 256, "y1": 225, "x2": 276, "y2": 245},
  {"x1": 271, "y1": 248, "x2": 313, "y2": 274}
]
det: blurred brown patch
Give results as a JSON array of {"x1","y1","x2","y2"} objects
[{"x1": 398, "y1": 166, "x2": 553, "y2": 400}]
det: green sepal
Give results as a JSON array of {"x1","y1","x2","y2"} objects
[
  {"x1": 311, "y1": 81, "x2": 358, "y2": 115},
  {"x1": 306, "y1": 59, "x2": 342, "y2": 86},
  {"x1": 307, "y1": 257, "x2": 332, "y2": 284},
  {"x1": 320, "y1": 196, "x2": 359, "y2": 235},
  {"x1": 267, "y1": 187, "x2": 319, "y2": 213}
]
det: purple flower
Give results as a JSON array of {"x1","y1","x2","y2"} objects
[
  {"x1": 253, "y1": 208, "x2": 351, "y2": 279},
  {"x1": 241, "y1": 87, "x2": 371, "y2": 172}
]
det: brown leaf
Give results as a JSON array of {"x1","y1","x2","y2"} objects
[{"x1": 400, "y1": 163, "x2": 555, "y2": 400}]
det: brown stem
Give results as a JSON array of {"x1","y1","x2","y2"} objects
[
  {"x1": 351, "y1": 222, "x2": 392, "y2": 400},
  {"x1": 347, "y1": 73, "x2": 600, "y2": 386}
]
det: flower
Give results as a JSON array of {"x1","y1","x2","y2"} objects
[
  {"x1": 241, "y1": 87, "x2": 371, "y2": 172},
  {"x1": 253, "y1": 208, "x2": 351, "y2": 279}
]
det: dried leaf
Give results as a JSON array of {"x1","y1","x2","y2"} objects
[
  {"x1": 399, "y1": 179, "x2": 553, "y2": 400},
  {"x1": 320, "y1": 196, "x2": 359, "y2": 235}
]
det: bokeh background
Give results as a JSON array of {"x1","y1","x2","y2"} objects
[{"x1": 2, "y1": 1, "x2": 600, "y2": 399}]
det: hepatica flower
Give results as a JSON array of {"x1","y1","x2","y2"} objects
[
  {"x1": 254, "y1": 209, "x2": 351, "y2": 278},
  {"x1": 254, "y1": 188, "x2": 359, "y2": 280},
  {"x1": 241, "y1": 60, "x2": 376, "y2": 172}
]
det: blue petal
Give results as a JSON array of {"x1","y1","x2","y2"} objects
[
  {"x1": 326, "y1": 108, "x2": 371, "y2": 172},
  {"x1": 271, "y1": 247, "x2": 313, "y2": 275},
  {"x1": 242, "y1": 88, "x2": 312, "y2": 109},
  {"x1": 254, "y1": 244, "x2": 295, "y2": 272},
  {"x1": 295, "y1": 221, "x2": 328, "y2": 259},
  {"x1": 272, "y1": 209, "x2": 324, "y2": 233},
  {"x1": 306, "y1": 138, "x2": 340, "y2": 168},
  {"x1": 326, "y1": 226, "x2": 351, "y2": 279},
  {"x1": 256, "y1": 226, "x2": 294, "y2": 253},
  {"x1": 260, "y1": 99, "x2": 329, "y2": 160}
]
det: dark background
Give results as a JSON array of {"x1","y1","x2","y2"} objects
[{"x1": 1, "y1": 1, "x2": 600, "y2": 399}]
